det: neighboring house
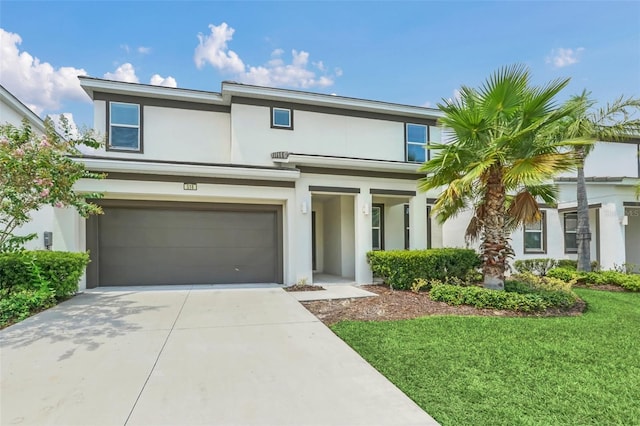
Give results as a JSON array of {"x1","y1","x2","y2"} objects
[
  {"x1": 0, "y1": 84, "x2": 62, "y2": 251},
  {"x1": 2, "y1": 80, "x2": 638, "y2": 289},
  {"x1": 444, "y1": 140, "x2": 640, "y2": 270}
]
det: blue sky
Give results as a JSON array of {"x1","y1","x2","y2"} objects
[{"x1": 1, "y1": 1, "x2": 639, "y2": 128}]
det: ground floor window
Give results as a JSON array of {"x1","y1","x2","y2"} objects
[
  {"x1": 564, "y1": 212, "x2": 578, "y2": 253},
  {"x1": 524, "y1": 211, "x2": 546, "y2": 253},
  {"x1": 372, "y1": 204, "x2": 384, "y2": 250},
  {"x1": 403, "y1": 204, "x2": 432, "y2": 249}
]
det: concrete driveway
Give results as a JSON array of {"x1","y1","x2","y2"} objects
[{"x1": 1, "y1": 286, "x2": 438, "y2": 426}]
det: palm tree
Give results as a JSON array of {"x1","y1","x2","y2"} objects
[
  {"x1": 419, "y1": 65, "x2": 579, "y2": 290},
  {"x1": 547, "y1": 92, "x2": 640, "y2": 271}
]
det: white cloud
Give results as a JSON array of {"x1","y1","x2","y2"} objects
[
  {"x1": 546, "y1": 47, "x2": 585, "y2": 68},
  {"x1": 103, "y1": 63, "x2": 139, "y2": 83},
  {"x1": 421, "y1": 101, "x2": 433, "y2": 108},
  {"x1": 137, "y1": 46, "x2": 151, "y2": 54},
  {"x1": 194, "y1": 23, "x2": 339, "y2": 89},
  {"x1": 150, "y1": 74, "x2": 177, "y2": 87},
  {"x1": 0, "y1": 28, "x2": 89, "y2": 114},
  {"x1": 194, "y1": 22, "x2": 245, "y2": 73}
]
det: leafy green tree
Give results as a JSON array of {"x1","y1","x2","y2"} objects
[
  {"x1": 546, "y1": 91, "x2": 640, "y2": 272},
  {"x1": 419, "y1": 65, "x2": 579, "y2": 290},
  {"x1": 0, "y1": 116, "x2": 103, "y2": 251}
]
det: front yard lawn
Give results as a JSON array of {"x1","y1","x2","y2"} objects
[{"x1": 332, "y1": 289, "x2": 640, "y2": 425}]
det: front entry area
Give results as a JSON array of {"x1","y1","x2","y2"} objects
[{"x1": 86, "y1": 201, "x2": 283, "y2": 287}]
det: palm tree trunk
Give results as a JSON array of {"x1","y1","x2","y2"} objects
[
  {"x1": 482, "y1": 168, "x2": 507, "y2": 290},
  {"x1": 576, "y1": 147, "x2": 592, "y2": 272}
]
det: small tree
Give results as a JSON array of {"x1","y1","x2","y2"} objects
[
  {"x1": 0, "y1": 116, "x2": 103, "y2": 251},
  {"x1": 419, "y1": 65, "x2": 580, "y2": 290}
]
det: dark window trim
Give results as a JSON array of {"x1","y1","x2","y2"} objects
[
  {"x1": 101, "y1": 172, "x2": 295, "y2": 188},
  {"x1": 403, "y1": 203, "x2": 433, "y2": 249},
  {"x1": 523, "y1": 211, "x2": 547, "y2": 254},
  {"x1": 564, "y1": 211, "x2": 578, "y2": 254},
  {"x1": 405, "y1": 122, "x2": 429, "y2": 163},
  {"x1": 404, "y1": 204, "x2": 410, "y2": 250},
  {"x1": 298, "y1": 166, "x2": 420, "y2": 181},
  {"x1": 107, "y1": 101, "x2": 144, "y2": 153},
  {"x1": 370, "y1": 189, "x2": 416, "y2": 197},
  {"x1": 270, "y1": 107, "x2": 294, "y2": 130},
  {"x1": 558, "y1": 203, "x2": 602, "y2": 213},
  {"x1": 624, "y1": 201, "x2": 640, "y2": 207},
  {"x1": 232, "y1": 96, "x2": 437, "y2": 126},
  {"x1": 95, "y1": 91, "x2": 230, "y2": 113},
  {"x1": 427, "y1": 205, "x2": 432, "y2": 249},
  {"x1": 308, "y1": 185, "x2": 360, "y2": 194},
  {"x1": 372, "y1": 203, "x2": 385, "y2": 250}
]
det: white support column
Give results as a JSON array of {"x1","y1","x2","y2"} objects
[
  {"x1": 293, "y1": 183, "x2": 313, "y2": 285},
  {"x1": 354, "y1": 189, "x2": 373, "y2": 284},
  {"x1": 599, "y1": 202, "x2": 626, "y2": 269},
  {"x1": 409, "y1": 191, "x2": 428, "y2": 249}
]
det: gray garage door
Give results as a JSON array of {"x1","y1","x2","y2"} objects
[{"x1": 87, "y1": 204, "x2": 282, "y2": 287}]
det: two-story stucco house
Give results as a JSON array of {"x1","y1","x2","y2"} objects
[
  {"x1": 65, "y1": 77, "x2": 449, "y2": 289},
  {"x1": 1, "y1": 79, "x2": 638, "y2": 290}
]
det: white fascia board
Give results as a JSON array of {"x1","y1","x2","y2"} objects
[
  {"x1": 77, "y1": 158, "x2": 300, "y2": 181},
  {"x1": 0, "y1": 85, "x2": 47, "y2": 132},
  {"x1": 79, "y1": 77, "x2": 225, "y2": 106},
  {"x1": 273, "y1": 154, "x2": 423, "y2": 174},
  {"x1": 222, "y1": 83, "x2": 443, "y2": 120}
]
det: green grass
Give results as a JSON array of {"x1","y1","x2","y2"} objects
[{"x1": 332, "y1": 289, "x2": 640, "y2": 426}]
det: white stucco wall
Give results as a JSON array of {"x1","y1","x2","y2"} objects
[
  {"x1": 89, "y1": 101, "x2": 231, "y2": 163},
  {"x1": 230, "y1": 103, "x2": 405, "y2": 166},
  {"x1": 557, "y1": 142, "x2": 639, "y2": 178}
]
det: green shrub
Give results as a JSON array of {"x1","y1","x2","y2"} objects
[
  {"x1": 513, "y1": 258, "x2": 557, "y2": 275},
  {"x1": 0, "y1": 251, "x2": 89, "y2": 299},
  {"x1": 429, "y1": 273, "x2": 578, "y2": 312},
  {"x1": 367, "y1": 248, "x2": 481, "y2": 290},
  {"x1": 429, "y1": 283, "x2": 549, "y2": 312},
  {"x1": 0, "y1": 287, "x2": 56, "y2": 327},
  {"x1": 553, "y1": 259, "x2": 599, "y2": 271},
  {"x1": 547, "y1": 268, "x2": 640, "y2": 292}
]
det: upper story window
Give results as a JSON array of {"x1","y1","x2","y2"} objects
[
  {"x1": 271, "y1": 107, "x2": 293, "y2": 130},
  {"x1": 564, "y1": 212, "x2": 578, "y2": 253},
  {"x1": 109, "y1": 102, "x2": 141, "y2": 151},
  {"x1": 406, "y1": 123, "x2": 427, "y2": 163},
  {"x1": 405, "y1": 124, "x2": 441, "y2": 163},
  {"x1": 524, "y1": 212, "x2": 546, "y2": 253}
]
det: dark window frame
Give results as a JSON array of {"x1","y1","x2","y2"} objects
[
  {"x1": 403, "y1": 203, "x2": 432, "y2": 249},
  {"x1": 405, "y1": 123, "x2": 429, "y2": 163},
  {"x1": 271, "y1": 107, "x2": 294, "y2": 130},
  {"x1": 372, "y1": 203, "x2": 385, "y2": 250},
  {"x1": 523, "y1": 211, "x2": 547, "y2": 254},
  {"x1": 107, "y1": 101, "x2": 144, "y2": 153},
  {"x1": 564, "y1": 211, "x2": 578, "y2": 253}
]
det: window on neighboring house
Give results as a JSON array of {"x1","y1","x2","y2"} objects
[
  {"x1": 564, "y1": 212, "x2": 578, "y2": 253},
  {"x1": 372, "y1": 204, "x2": 384, "y2": 250},
  {"x1": 524, "y1": 212, "x2": 546, "y2": 253},
  {"x1": 109, "y1": 102, "x2": 141, "y2": 151},
  {"x1": 271, "y1": 107, "x2": 293, "y2": 129}
]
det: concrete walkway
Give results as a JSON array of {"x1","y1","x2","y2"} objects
[{"x1": 1, "y1": 286, "x2": 438, "y2": 426}]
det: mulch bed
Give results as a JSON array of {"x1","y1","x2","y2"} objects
[
  {"x1": 284, "y1": 284, "x2": 325, "y2": 292},
  {"x1": 302, "y1": 285, "x2": 587, "y2": 325}
]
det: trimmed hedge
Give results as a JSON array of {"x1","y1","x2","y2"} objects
[
  {"x1": 367, "y1": 248, "x2": 481, "y2": 290},
  {"x1": 0, "y1": 251, "x2": 89, "y2": 299},
  {"x1": 514, "y1": 258, "x2": 599, "y2": 275},
  {"x1": 0, "y1": 287, "x2": 56, "y2": 327},
  {"x1": 429, "y1": 275, "x2": 578, "y2": 312},
  {"x1": 548, "y1": 268, "x2": 640, "y2": 292}
]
